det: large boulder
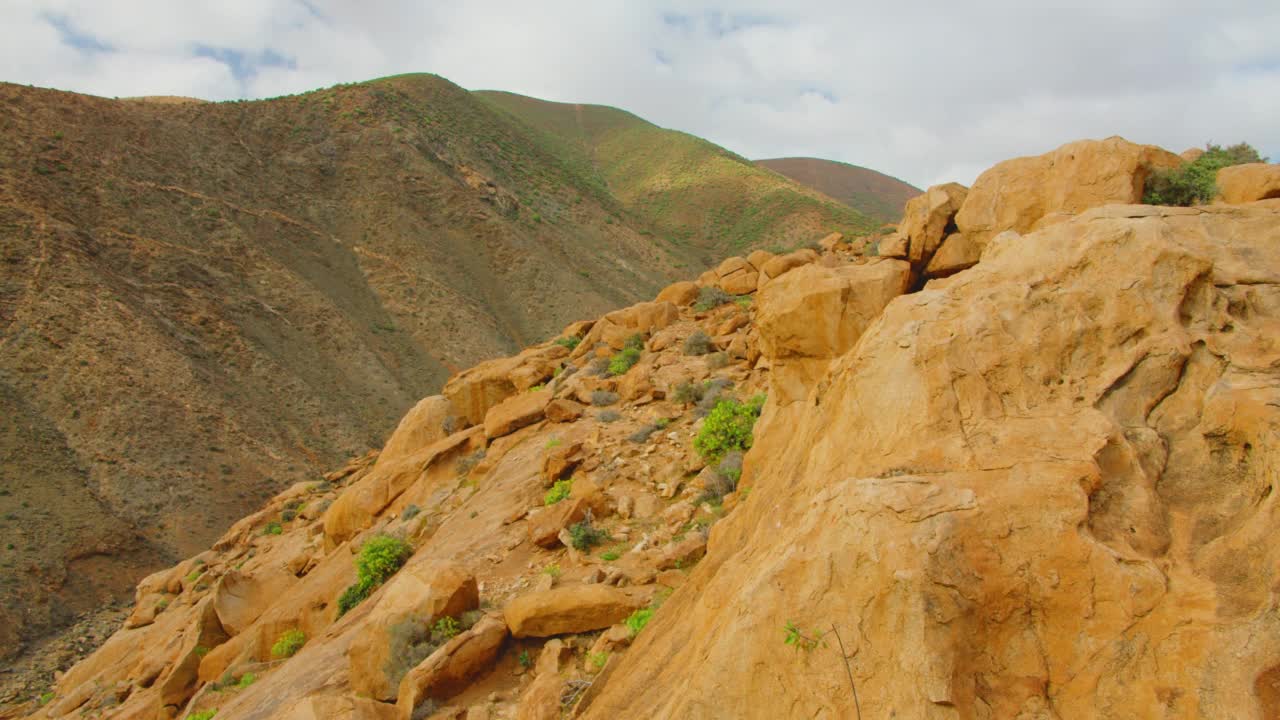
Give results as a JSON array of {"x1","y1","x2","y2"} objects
[
  {"x1": 483, "y1": 388, "x2": 551, "y2": 439},
  {"x1": 756, "y1": 260, "x2": 911, "y2": 405},
  {"x1": 377, "y1": 395, "x2": 452, "y2": 468},
  {"x1": 395, "y1": 615, "x2": 509, "y2": 719},
  {"x1": 1217, "y1": 163, "x2": 1280, "y2": 204},
  {"x1": 899, "y1": 183, "x2": 968, "y2": 275},
  {"x1": 955, "y1": 136, "x2": 1182, "y2": 248},
  {"x1": 348, "y1": 561, "x2": 479, "y2": 701},
  {"x1": 503, "y1": 585, "x2": 645, "y2": 638},
  {"x1": 580, "y1": 202, "x2": 1280, "y2": 719}
]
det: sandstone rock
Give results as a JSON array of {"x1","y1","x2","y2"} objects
[
  {"x1": 395, "y1": 616, "x2": 508, "y2": 718},
  {"x1": 544, "y1": 398, "x2": 585, "y2": 423},
  {"x1": 757, "y1": 249, "x2": 818, "y2": 289},
  {"x1": 655, "y1": 281, "x2": 699, "y2": 306},
  {"x1": 443, "y1": 355, "x2": 523, "y2": 426},
  {"x1": 483, "y1": 389, "x2": 551, "y2": 439},
  {"x1": 756, "y1": 260, "x2": 911, "y2": 405},
  {"x1": 746, "y1": 249, "x2": 775, "y2": 270},
  {"x1": 503, "y1": 585, "x2": 645, "y2": 638},
  {"x1": 581, "y1": 201, "x2": 1280, "y2": 720},
  {"x1": 1217, "y1": 163, "x2": 1280, "y2": 204},
  {"x1": 271, "y1": 693, "x2": 399, "y2": 720},
  {"x1": 212, "y1": 564, "x2": 299, "y2": 636},
  {"x1": 923, "y1": 232, "x2": 981, "y2": 278},
  {"x1": 899, "y1": 182, "x2": 967, "y2": 275},
  {"x1": 377, "y1": 395, "x2": 452, "y2": 467},
  {"x1": 955, "y1": 136, "x2": 1183, "y2": 248},
  {"x1": 348, "y1": 560, "x2": 479, "y2": 700}
]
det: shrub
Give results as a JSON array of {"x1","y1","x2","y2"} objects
[
  {"x1": 694, "y1": 287, "x2": 731, "y2": 312},
  {"x1": 624, "y1": 608, "x2": 654, "y2": 636},
  {"x1": 337, "y1": 535, "x2": 413, "y2": 617},
  {"x1": 682, "y1": 330, "x2": 713, "y2": 356},
  {"x1": 554, "y1": 336, "x2": 581, "y2": 351},
  {"x1": 271, "y1": 629, "x2": 306, "y2": 658},
  {"x1": 597, "y1": 410, "x2": 622, "y2": 423},
  {"x1": 590, "y1": 390, "x2": 620, "y2": 406},
  {"x1": 672, "y1": 381, "x2": 705, "y2": 405},
  {"x1": 694, "y1": 395, "x2": 766, "y2": 463},
  {"x1": 1144, "y1": 142, "x2": 1267, "y2": 206},
  {"x1": 608, "y1": 347, "x2": 641, "y2": 376},
  {"x1": 544, "y1": 479, "x2": 573, "y2": 505},
  {"x1": 568, "y1": 519, "x2": 607, "y2": 550}
]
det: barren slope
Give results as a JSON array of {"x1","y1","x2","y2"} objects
[{"x1": 756, "y1": 156, "x2": 922, "y2": 222}]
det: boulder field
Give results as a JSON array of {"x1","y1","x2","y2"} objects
[{"x1": 14, "y1": 138, "x2": 1280, "y2": 720}]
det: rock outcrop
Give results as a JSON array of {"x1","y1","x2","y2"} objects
[
  {"x1": 22, "y1": 141, "x2": 1280, "y2": 720},
  {"x1": 1217, "y1": 163, "x2": 1280, "y2": 204}
]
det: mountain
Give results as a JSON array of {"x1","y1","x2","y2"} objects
[
  {"x1": 16, "y1": 138, "x2": 1280, "y2": 719},
  {"x1": 0, "y1": 73, "x2": 878, "y2": 673},
  {"x1": 756, "y1": 156, "x2": 921, "y2": 222},
  {"x1": 476, "y1": 92, "x2": 880, "y2": 251}
]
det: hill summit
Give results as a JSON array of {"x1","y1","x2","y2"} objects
[{"x1": 14, "y1": 137, "x2": 1280, "y2": 719}]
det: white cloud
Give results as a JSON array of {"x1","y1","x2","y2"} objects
[{"x1": 0, "y1": 0, "x2": 1277, "y2": 187}]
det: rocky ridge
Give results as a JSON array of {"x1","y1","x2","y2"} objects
[{"x1": 13, "y1": 138, "x2": 1280, "y2": 719}]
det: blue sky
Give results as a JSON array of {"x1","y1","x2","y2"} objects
[{"x1": 2, "y1": 1, "x2": 1277, "y2": 187}]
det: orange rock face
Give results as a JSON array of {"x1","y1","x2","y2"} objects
[
  {"x1": 955, "y1": 136, "x2": 1183, "y2": 247},
  {"x1": 1216, "y1": 163, "x2": 1280, "y2": 204},
  {"x1": 580, "y1": 201, "x2": 1280, "y2": 719}
]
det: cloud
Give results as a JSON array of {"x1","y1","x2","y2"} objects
[{"x1": 1, "y1": 0, "x2": 1277, "y2": 186}]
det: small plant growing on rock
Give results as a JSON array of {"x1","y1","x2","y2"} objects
[
  {"x1": 568, "y1": 518, "x2": 607, "y2": 551},
  {"x1": 624, "y1": 608, "x2": 654, "y2": 636},
  {"x1": 682, "y1": 330, "x2": 714, "y2": 356},
  {"x1": 544, "y1": 479, "x2": 573, "y2": 505},
  {"x1": 271, "y1": 629, "x2": 306, "y2": 658},
  {"x1": 694, "y1": 286, "x2": 731, "y2": 312},
  {"x1": 694, "y1": 395, "x2": 766, "y2": 462},
  {"x1": 337, "y1": 535, "x2": 414, "y2": 617},
  {"x1": 590, "y1": 390, "x2": 620, "y2": 406},
  {"x1": 607, "y1": 346, "x2": 641, "y2": 376}
]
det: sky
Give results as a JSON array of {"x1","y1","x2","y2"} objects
[{"x1": 2, "y1": 0, "x2": 1278, "y2": 188}]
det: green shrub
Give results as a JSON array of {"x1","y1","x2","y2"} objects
[
  {"x1": 694, "y1": 287, "x2": 731, "y2": 312},
  {"x1": 694, "y1": 395, "x2": 766, "y2": 463},
  {"x1": 608, "y1": 347, "x2": 641, "y2": 376},
  {"x1": 1144, "y1": 142, "x2": 1267, "y2": 206},
  {"x1": 271, "y1": 629, "x2": 306, "y2": 658},
  {"x1": 624, "y1": 608, "x2": 654, "y2": 636},
  {"x1": 682, "y1": 330, "x2": 713, "y2": 356},
  {"x1": 337, "y1": 535, "x2": 414, "y2": 617},
  {"x1": 544, "y1": 479, "x2": 573, "y2": 505},
  {"x1": 568, "y1": 519, "x2": 607, "y2": 551}
]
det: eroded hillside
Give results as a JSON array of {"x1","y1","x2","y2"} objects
[
  {"x1": 12, "y1": 138, "x2": 1280, "y2": 719},
  {"x1": 0, "y1": 73, "x2": 881, "y2": 671}
]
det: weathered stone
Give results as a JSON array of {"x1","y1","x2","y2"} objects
[{"x1": 503, "y1": 585, "x2": 645, "y2": 638}]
